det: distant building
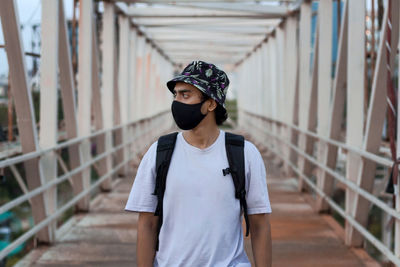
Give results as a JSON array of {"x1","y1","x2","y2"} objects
[{"x1": 0, "y1": 75, "x2": 9, "y2": 105}]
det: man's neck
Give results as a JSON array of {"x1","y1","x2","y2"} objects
[{"x1": 183, "y1": 123, "x2": 220, "y2": 150}]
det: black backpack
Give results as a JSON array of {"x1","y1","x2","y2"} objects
[{"x1": 152, "y1": 131, "x2": 249, "y2": 250}]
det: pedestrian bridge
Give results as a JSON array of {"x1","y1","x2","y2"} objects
[{"x1": 0, "y1": 0, "x2": 398, "y2": 266}]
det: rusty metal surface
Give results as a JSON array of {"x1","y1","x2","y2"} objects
[{"x1": 16, "y1": 140, "x2": 380, "y2": 267}]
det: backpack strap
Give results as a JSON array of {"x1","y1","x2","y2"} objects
[
  {"x1": 225, "y1": 132, "x2": 250, "y2": 236},
  {"x1": 152, "y1": 132, "x2": 178, "y2": 251}
]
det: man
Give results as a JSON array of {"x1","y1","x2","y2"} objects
[{"x1": 125, "y1": 60, "x2": 272, "y2": 266}]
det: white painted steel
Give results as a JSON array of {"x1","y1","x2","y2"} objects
[
  {"x1": 240, "y1": 111, "x2": 400, "y2": 265},
  {"x1": 345, "y1": 0, "x2": 366, "y2": 246},
  {"x1": 39, "y1": 0, "x2": 60, "y2": 242},
  {"x1": 0, "y1": 111, "x2": 172, "y2": 261}
]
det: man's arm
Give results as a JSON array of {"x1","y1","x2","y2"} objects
[
  {"x1": 137, "y1": 212, "x2": 158, "y2": 267},
  {"x1": 249, "y1": 213, "x2": 272, "y2": 267}
]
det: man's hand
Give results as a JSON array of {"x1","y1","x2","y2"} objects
[
  {"x1": 137, "y1": 212, "x2": 158, "y2": 267},
  {"x1": 249, "y1": 213, "x2": 272, "y2": 267}
]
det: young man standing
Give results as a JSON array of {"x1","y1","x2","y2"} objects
[{"x1": 125, "y1": 60, "x2": 272, "y2": 267}]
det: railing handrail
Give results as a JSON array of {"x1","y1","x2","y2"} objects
[
  {"x1": 0, "y1": 111, "x2": 172, "y2": 261},
  {"x1": 241, "y1": 111, "x2": 399, "y2": 265},
  {"x1": 0, "y1": 110, "x2": 169, "y2": 169},
  {"x1": 243, "y1": 110, "x2": 393, "y2": 167}
]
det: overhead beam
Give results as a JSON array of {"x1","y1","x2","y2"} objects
[
  {"x1": 167, "y1": 53, "x2": 246, "y2": 58},
  {"x1": 126, "y1": 5, "x2": 287, "y2": 18},
  {"x1": 132, "y1": 18, "x2": 281, "y2": 26},
  {"x1": 129, "y1": 14, "x2": 282, "y2": 19},
  {"x1": 171, "y1": 57, "x2": 243, "y2": 63},
  {"x1": 145, "y1": 25, "x2": 271, "y2": 34},
  {"x1": 127, "y1": 5, "x2": 262, "y2": 16},
  {"x1": 151, "y1": 34, "x2": 265, "y2": 40},
  {"x1": 165, "y1": 2, "x2": 289, "y2": 15},
  {"x1": 118, "y1": 0, "x2": 296, "y2": 3},
  {"x1": 138, "y1": 19, "x2": 281, "y2": 27},
  {"x1": 162, "y1": 46, "x2": 252, "y2": 52},
  {"x1": 114, "y1": 2, "x2": 178, "y2": 66},
  {"x1": 157, "y1": 39, "x2": 261, "y2": 46}
]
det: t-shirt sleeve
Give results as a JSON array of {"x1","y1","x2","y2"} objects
[
  {"x1": 244, "y1": 140, "x2": 272, "y2": 215},
  {"x1": 124, "y1": 141, "x2": 158, "y2": 213}
]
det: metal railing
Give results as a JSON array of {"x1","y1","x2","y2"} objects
[
  {"x1": 240, "y1": 110, "x2": 399, "y2": 265},
  {"x1": 0, "y1": 110, "x2": 174, "y2": 260}
]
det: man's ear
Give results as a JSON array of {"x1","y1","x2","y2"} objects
[{"x1": 207, "y1": 99, "x2": 218, "y2": 112}]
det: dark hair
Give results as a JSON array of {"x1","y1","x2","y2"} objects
[{"x1": 201, "y1": 92, "x2": 228, "y2": 126}]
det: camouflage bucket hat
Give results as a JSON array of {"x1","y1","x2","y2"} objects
[{"x1": 167, "y1": 60, "x2": 230, "y2": 109}]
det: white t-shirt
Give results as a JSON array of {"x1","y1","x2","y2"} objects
[{"x1": 125, "y1": 129, "x2": 272, "y2": 267}]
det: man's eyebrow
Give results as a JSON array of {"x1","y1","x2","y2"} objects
[{"x1": 173, "y1": 89, "x2": 192, "y2": 93}]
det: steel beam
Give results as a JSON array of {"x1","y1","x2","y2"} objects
[
  {"x1": 345, "y1": 0, "x2": 366, "y2": 246},
  {"x1": 58, "y1": 0, "x2": 86, "y2": 211},
  {"x1": 316, "y1": 0, "x2": 348, "y2": 212},
  {"x1": 283, "y1": 16, "x2": 299, "y2": 176},
  {"x1": 296, "y1": 1, "x2": 312, "y2": 192},
  {"x1": 0, "y1": 0, "x2": 52, "y2": 243},
  {"x1": 101, "y1": 2, "x2": 116, "y2": 190},
  {"x1": 350, "y1": 1, "x2": 399, "y2": 248},
  {"x1": 118, "y1": 15, "x2": 131, "y2": 176},
  {"x1": 39, "y1": 0, "x2": 60, "y2": 242},
  {"x1": 77, "y1": 0, "x2": 94, "y2": 210}
]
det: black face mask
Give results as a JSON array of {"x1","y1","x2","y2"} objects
[{"x1": 171, "y1": 100, "x2": 207, "y2": 130}]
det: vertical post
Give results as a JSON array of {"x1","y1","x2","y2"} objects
[
  {"x1": 129, "y1": 29, "x2": 138, "y2": 160},
  {"x1": 134, "y1": 36, "x2": 146, "y2": 153},
  {"x1": 270, "y1": 36, "x2": 277, "y2": 123},
  {"x1": 344, "y1": 0, "x2": 365, "y2": 246},
  {"x1": 316, "y1": 0, "x2": 333, "y2": 137},
  {"x1": 397, "y1": 0, "x2": 400, "y2": 257},
  {"x1": 143, "y1": 44, "x2": 151, "y2": 143},
  {"x1": 144, "y1": 44, "x2": 152, "y2": 118},
  {"x1": 256, "y1": 47, "x2": 262, "y2": 117},
  {"x1": 276, "y1": 27, "x2": 285, "y2": 157},
  {"x1": 316, "y1": 0, "x2": 348, "y2": 212},
  {"x1": 0, "y1": 0, "x2": 51, "y2": 242},
  {"x1": 91, "y1": 14, "x2": 110, "y2": 190},
  {"x1": 270, "y1": 35, "x2": 279, "y2": 154},
  {"x1": 347, "y1": 0, "x2": 399, "y2": 247},
  {"x1": 58, "y1": 0, "x2": 86, "y2": 210},
  {"x1": 101, "y1": 2, "x2": 116, "y2": 189},
  {"x1": 149, "y1": 47, "x2": 156, "y2": 118},
  {"x1": 136, "y1": 36, "x2": 146, "y2": 122},
  {"x1": 264, "y1": 44, "x2": 271, "y2": 120},
  {"x1": 114, "y1": 38, "x2": 123, "y2": 175},
  {"x1": 259, "y1": 45, "x2": 265, "y2": 119},
  {"x1": 284, "y1": 16, "x2": 299, "y2": 176},
  {"x1": 316, "y1": 0, "x2": 334, "y2": 211},
  {"x1": 264, "y1": 41, "x2": 273, "y2": 147},
  {"x1": 297, "y1": 1, "x2": 312, "y2": 191},
  {"x1": 117, "y1": 15, "x2": 130, "y2": 176},
  {"x1": 39, "y1": 0, "x2": 60, "y2": 242},
  {"x1": 77, "y1": 0, "x2": 94, "y2": 209}
]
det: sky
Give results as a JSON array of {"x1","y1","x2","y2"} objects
[{"x1": 0, "y1": 0, "x2": 74, "y2": 77}]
